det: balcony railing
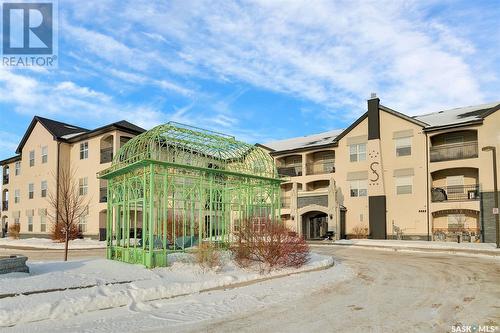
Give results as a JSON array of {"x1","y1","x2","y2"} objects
[
  {"x1": 2, "y1": 201, "x2": 8, "y2": 211},
  {"x1": 430, "y1": 141, "x2": 478, "y2": 162},
  {"x1": 280, "y1": 196, "x2": 291, "y2": 208},
  {"x1": 306, "y1": 161, "x2": 335, "y2": 175},
  {"x1": 277, "y1": 165, "x2": 302, "y2": 177},
  {"x1": 100, "y1": 147, "x2": 113, "y2": 164},
  {"x1": 100, "y1": 187, "x2": 108, "y2": 203},
  {"x1": 2, "y1": 175, "x2": 9, "y2": 185},
  {"x1": 431, "y1": 184, "x2": 480, "y2": 202}
]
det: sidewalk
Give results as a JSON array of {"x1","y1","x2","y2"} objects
[{"x1": 309, "y1": 239, "x2": 500, "y2": 258}]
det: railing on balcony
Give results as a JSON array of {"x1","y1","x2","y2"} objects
[
  {"x1": 277, "y1": 165, "x2": 302, "y2": 177},
  {"x1": 100, "y1": 147, "x2": 113, "y2": 164},
  {"x1": 99, "y1": 187, "x2": 108, "y2": 203},
  {"x1": 306, "y1": 161, "x2": 335, "y2": 175},
  {"x1": 280, "y1": 196, "x2": 291, "y2": 208},
  {"x1": 430, "y1": 141, "x2": 478, "y2": 162},
  {"x1": 431, "y1": 184, "x2": 480, "y2": 202},
  {"x1": 2, "y1": 201, "x2": 8, "y2": 211},
  {"x1": 2, "y1": 175, "x2": 9, "y2": 185}
]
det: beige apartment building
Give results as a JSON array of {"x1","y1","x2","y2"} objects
[
  {"x1": 1, "y1": 117, "x2": 144, "y2": 239},
  {"x1": 259, "y1": 96, "x2": 500, "y2": 242}
]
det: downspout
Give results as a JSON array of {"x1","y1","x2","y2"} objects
[
  {"x1": 56, "y1": 142, "x2": 60, "y2": 226},
  {"x1": 425, "y1": 132, "x2": 430, "y2": 241}
]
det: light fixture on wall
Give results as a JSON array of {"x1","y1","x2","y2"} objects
[
  {"x1": 291, "y1": 215, "x2": 295, "y2": 221},
  {"x1": 329, "y1": 214, "x2": 333, "y2": 220}
]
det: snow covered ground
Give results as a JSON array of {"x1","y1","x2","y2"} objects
[
  {"x1": 0, "y1": 252, "x2": 333, "y2": 327},
  {"x1": 0, "y1": 237, "x2": 106, "y2": 249},
  {"x1": 334, "y1": 239, "x2": 499, "y2": 251},
  {"x1": 4, "y1": 246, "x2": 499, "y2": 333}
]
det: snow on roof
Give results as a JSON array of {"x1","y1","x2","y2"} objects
[
  {"x1": 263, "y1": 129, "x2": 343, "y2": 152},
  {"x1": 414, "y1": 101, "x2": 500, "y2": 128},
  {"x1": 60, "y1": 132, "x2": 88, "y2": 139},
  {"x1": 262, "y1": 101, "x2": 500, "y2": 153}
]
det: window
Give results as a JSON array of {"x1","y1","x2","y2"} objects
[
  {"x1": 78, "y1": 208, "x2": 88, "y2": 232},
  {"x1": 79, "y1": 177, "x2": 88, "y2": 195},
  {"x1": 29, "y1": 150, "x2": 35, "y2": 167},
  {"x1": 41, "y1": 180, "x2": 47, "y2": 197},
  {"x1": 41, "y1": 146, "x2": 48, "y2": 164},
  {"x1": 396, "y1": 176, "x2": 413, "y2": 195},
  {"x1": 28, "y1": 183, "x2": 34, "y2": 199},
  {"x1": 350, "y1": 179, "x2": 368, "y2": 197},
  {"x1": 15, "y1": 161, "x2": 21, "y2": 176},
  {"x1": 447, "y1": 175, "x2": 464, "y2": 194},
  {"x1": 349, "y1": 143, "x2": 366, "y2": 162},
  {"x1": 40, "y1": 209, "x2": 47, "y2": 232},
  {"x1": 27, "y1": 209, "x2": 34, "y2": 232},
  {"x1": 80, "y1": 142, "x2": 89, "y2": 159},
  {"x1": 14, "y1": 189, "x2": 20, "y2": 203},
  {"x1": 395, "y1": 137, "x2": 411, "y2": 157}
]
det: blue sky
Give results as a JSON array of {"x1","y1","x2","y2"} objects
[{"x1": 0, "y1": 0, "x2": 499, "y2": 160}]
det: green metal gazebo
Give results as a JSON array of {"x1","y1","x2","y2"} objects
[{"x1": 98, "y1": 122, "x2": 281, "y2": 268}]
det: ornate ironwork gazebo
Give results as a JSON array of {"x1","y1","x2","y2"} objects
[{"x1": 98, "y1": 122, "x2": 281, "y2": 267}]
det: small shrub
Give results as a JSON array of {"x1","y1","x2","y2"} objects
[
  {"x1": 351, "y1": 224, "x2": 368, "y2": 239},
  {"x1": 50, "y1": 222, "x2": 80, "y2": 242},
  {"x1": 231, "y1": 219, "x2": 310, "y2": 273},
  {"x1": 8, "y1": 223, "x2": 20, "y2": 239},
  {"x1": 196, "y1": 242, "x2": 221, "y2": 270}
]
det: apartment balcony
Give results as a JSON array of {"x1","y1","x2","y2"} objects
[
  {"x1": 2, "y1": 175, "x2": 9, "y2": 185},
  {"x1": 2, "y1": 201, "x2": 7, "y2": 211},
  {"x1": 280, "y1": 196, "x2": 291, "y2": 208},
  {"x1": 306, "y1": 161, "x2": 335, "y2": 175},
  {"x1": 100, "y1": 147, "x2": 113, "y2": 164},
  {"x1": 99, "y1": 187, "x2": 108, "y2": 203},
  {"x1": 430, "y1": 141, "x2": 478, "y2": 162},
  {"x1": 431, "y1": 184, "x2": 480, "y2": 202},
  {"x1": 277, "y1": 165, "x2": 302, "y2": 177}
]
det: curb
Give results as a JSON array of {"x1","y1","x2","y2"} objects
[{"x1": 309, "y1": 242, "x2": 500, "y2": 258}]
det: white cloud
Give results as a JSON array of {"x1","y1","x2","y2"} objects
[
  {"x1": 77, "y1": 0, "x2": 491, "y2": 116},
  {"x1": 0, "y1": 67, "x2": 166, "y2": 129}
]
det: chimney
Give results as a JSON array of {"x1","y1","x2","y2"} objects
[{"x1": 367, "y1": 93, "x2": 380, "y2": 140}]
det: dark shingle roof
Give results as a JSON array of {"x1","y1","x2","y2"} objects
[
  {"x1": 36, "y1": 116, "x2": 89, "y2": 138},
  {"x1": 15, "y1": 116, "x2": 145, "y2": 154},
  {"x1": 111, "y1": 120, "x2": 146, "y2": 134}
]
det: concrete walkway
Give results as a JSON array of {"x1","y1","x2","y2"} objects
[{"x1": 309, "y1": 239, "x2": 500, "y2": 257}]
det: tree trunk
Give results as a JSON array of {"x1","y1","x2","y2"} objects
[{"x1": 64, "y1": 229, "x2": 69, "y2": 261}]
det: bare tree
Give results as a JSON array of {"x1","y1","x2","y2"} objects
[{"x1": 47, "y1": 166, "x2": 90, "y2": 261}]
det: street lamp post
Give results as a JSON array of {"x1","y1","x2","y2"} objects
[{"x1": 482, "y1": 146, "x2": 499, "y2": 248}]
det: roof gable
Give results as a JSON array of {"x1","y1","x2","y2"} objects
[{"x1": 16, "y1": 116, "x2": 89, "y2": 154}]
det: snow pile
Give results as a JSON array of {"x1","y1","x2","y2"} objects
[
  {"x1": 0, "y1": 238, "x2": 106, "y2": 249},
  {"x1": 0, "y1": 252, "x2": 333, "y2": 327}
]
